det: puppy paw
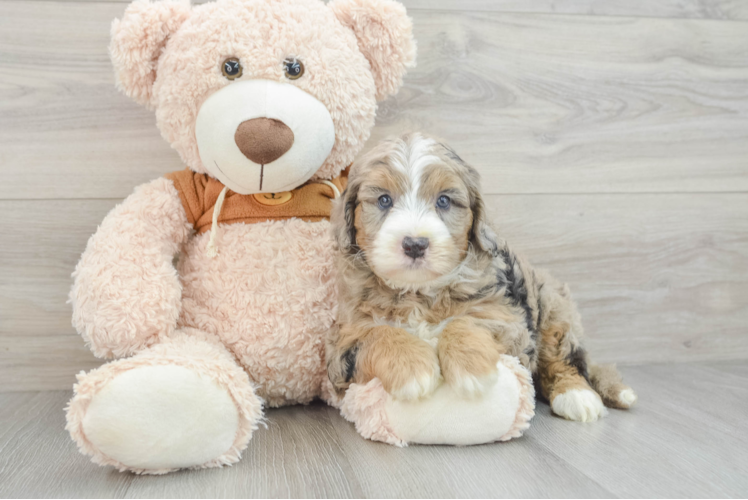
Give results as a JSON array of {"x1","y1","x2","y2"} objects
[
  {"x1": 437, "y1": 321, "x2": 501, "y2": 398},
  {"x1": 552, "y1": 389, "x2": 608, "y2": 422},
  {"x1": 373, "y1": 337, "x2": 441, "y2": 401},
  {"x1": 448, "y1": 369, "x2": 498, "y2": 398},
  {"x1": 389, "y1": 368, "x2": 441, "y2": 401}
]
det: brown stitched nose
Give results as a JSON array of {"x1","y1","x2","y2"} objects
[
  {"x1": 234, "y1": 118, "x2": 294, "y2": 164},
  {"x1": 402, "y1": 236, "x2": 429, "y2": 259}
]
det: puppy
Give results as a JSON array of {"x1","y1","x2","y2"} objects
[{"x1": 327, "y1": 133, "x2": 637, "y2": 422}]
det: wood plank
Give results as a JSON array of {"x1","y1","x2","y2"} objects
[
  {"x1": 369, "y1": 11, "x2": 748, "y2": 195},
  {"x1": 0, "y1": 198, "x2": 113, "y2": 391},
  {"x1": 0, "y1": 393, "x2": 610, "y2": 499},
  {"x1": 400, "y1": 0, "x2": 748, "y2": 20},
  {"x1": 326, "y1": 404, "x2": 612, "y2": 498},
  {"x1": 28, "y1": 0, "x2": 748, "y2": 21},
  {"x1": 627, "y1": 359, "x2": 748, "y2": 441},
  {"x1": 0, "y1": 391, "x2": 134, "y2": 499},
  {"x1": 2, "y1": 2, "x2": 748, "y2": 199},
  {"x1": 0, "y1": 1, "x2": 185, "y2": 201},
  {"x1": 486, "y1": 193, "x2": 748, "y2": 365},
  {"x1": 2, "y1": 361, "x2": 748, "y2": 497},
  {"x1": 122, "y1": 402, "x2": 363, "y2": 498},
  {"x1": 0, "y1": 199, "x2": 118, "y2": 337},
  {"x1": 527, "y1": 364, "x2": 748, "y2": 497},
  {"x1": 0, "y1": 335, "x2": 102, "y2": 392},
  {"x1": 2, "y1": 193, "x2": 746, "y2": 391}
]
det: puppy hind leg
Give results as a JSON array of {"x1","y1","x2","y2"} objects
[
  {"x1": 589, "y1": 363, "x2": 638, "y2": 409},
  {"x1": 538, "y1": 325, "x2": 606, "y2": 422}
]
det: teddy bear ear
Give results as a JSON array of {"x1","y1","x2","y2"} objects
[
  {"x1": 329, "y1": 0, "x2": 417, "y2": 101},
  {"x1": 109, "y1": 0, "x2": 191, "y2": 108}
]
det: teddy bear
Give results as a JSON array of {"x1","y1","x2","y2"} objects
[{"x1": 65, "y1": 0, "x2": 417, "y2": 474}]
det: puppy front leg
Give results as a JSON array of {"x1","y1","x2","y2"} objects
[
  {"x1": 328, "y1": 324, "x2": 440, "y2": 401},
  {"x1": 438, "y1": 317, "x2": 503, "y2": 398}
]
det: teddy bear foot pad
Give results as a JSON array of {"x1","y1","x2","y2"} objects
[
  {"x1": 83, "y1": 365, "x2": 239, "y2": 471},
  {"x1": 339, "y1": 355, "x2": 536, "y2": 446},
  {"x1": 66, "y1": 359, "x2": 262, "y2": 474}
]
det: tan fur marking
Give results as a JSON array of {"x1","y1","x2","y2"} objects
[
  {"x1": 353, "y1": 203, "x2": 372, "y2": 252},
  {"x1": 420, "y1": 162, "x2": 474, "y2": 255},
  {"x1": 356, "y1": 325, "x2": 439, "y2": 395},
  {"x1": 538, "y1": 323, "x2": 593, "y2": 402},
  {"x1": 352, "y1": 163, "x2": 409, "y2": 257},
  {"x1": 365, "y1": 164, "x2": 409, "y2": 196},
  {"x1": 438, "y1": 317, "x2": 502, "y2": 387}
]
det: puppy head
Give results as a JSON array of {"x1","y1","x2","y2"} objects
[{"x1": 332, "y1": 133, "x2": 497, "y2": 288}]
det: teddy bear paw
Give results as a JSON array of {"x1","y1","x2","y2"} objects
[{"x1": 79, "y1": 364, "x2": 243, "y2": 473}]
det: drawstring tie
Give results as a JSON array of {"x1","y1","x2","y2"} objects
[
  {"x1": 317, "y1": 180, "x2": 341, "y2": 199},
  {"x1": 206, "y1": 185, "x2": 229, "y2": 258},
  {"x1": 206, "y1": 181, "x2": 341, "y2": 259}
]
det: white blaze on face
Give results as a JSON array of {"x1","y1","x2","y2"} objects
[
  {"x1": 195, "y1": 79, "x2": 336, "y2": 195},
  {"x1": 369, "y1": 136, "x2": 460, "y2": 286}
]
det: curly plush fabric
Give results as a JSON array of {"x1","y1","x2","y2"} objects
[
  {"x1": 110, "y1": 0, "x2": 415, "y2": 182},
  {"x1": 69, "y1": 0, "x2": 417, "y2": 474},
  {"x1": 110, "y1": 0, "x2": 191, "y2": 108},
  {"x1": 68, "y1": 180, "x2": 339, "y2": 472},
  {"x1": 329, "y1": 0, "x2": 417, "y2": 101},
  {"x1": 66, "y1": 330, "x2": 262, "y2": 474},
  {"x1": 70, "y1": 177, "x2": 191, "y2": 359},
  {"x1": 177, "y1": 216, "x2": 339, "y2": 406}
]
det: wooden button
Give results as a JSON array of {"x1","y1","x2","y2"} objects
[{"x1": 253, "y1": 191, "x2": 293, "y2": 206}]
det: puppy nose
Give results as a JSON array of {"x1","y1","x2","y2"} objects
[
  {"x1": 234, "y1": 118, "x2": 294, "y2": 164},
  {"x1": 402, "y1": 236, "x2": 429, "y2": 259}
]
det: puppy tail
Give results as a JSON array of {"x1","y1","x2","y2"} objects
[{"x1": 588, "y1": 363, "x2": 638, "y2": 409}]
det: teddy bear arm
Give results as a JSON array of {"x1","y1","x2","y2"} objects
[{"x1": 70, "y1": 177, "x2": 192, "y2": 359}]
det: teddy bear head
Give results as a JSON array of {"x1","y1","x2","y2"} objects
[{"x1": 110, "y1": 0, "x2": 415, "y2": 194}]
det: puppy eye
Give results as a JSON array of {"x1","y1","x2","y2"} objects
[
  {"x1": 222, "y1": 58, "x2": 242, "y2": 80},
  {"x1": 378, "y1": 194, "x2": 393, "y2": 210},
  {"x1": 436, "y1": 195, "x2": 451, "y2": 209},
  {"x1": 284, "y1": 58, "x2": 305, "y2": 80}
]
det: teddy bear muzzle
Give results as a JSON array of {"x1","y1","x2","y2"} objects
[{"x1": 195, "y1": 79, "x2": 336, "y2": 196}]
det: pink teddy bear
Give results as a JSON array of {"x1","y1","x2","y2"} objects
[{"x1": 66, "y1": 0, "x2": 415, "y2": 474}]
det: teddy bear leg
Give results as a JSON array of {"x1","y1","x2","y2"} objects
[
  {"x1": 66, "y1": 329, "x2": 262, "y2": 474},
  {"x1": 338, "y1": 355, "x2": 535, "y2": 446}
]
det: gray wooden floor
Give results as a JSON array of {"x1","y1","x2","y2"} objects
[
  {"x1": 1, "y1": 361, "x2": 747, "y2": 498},
  {"x1": 1, "y1": 0, "x2": 747, "y2": 497}
]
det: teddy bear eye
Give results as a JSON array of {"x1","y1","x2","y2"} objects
[
  {"x1": 283, "y1": 58, "x2": 304, "y2": 80},
  {"x1": 222, "y1": 58, "x2": 242, "y2": 80}
]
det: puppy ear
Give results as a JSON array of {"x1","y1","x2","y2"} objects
[
  {"x1": 110, "y1": 0, "x2": 191, "y2": 108},
  {"x1": 459, "y1": 158, "x2": 499, "y2": 256},
  {"x1": 331, "y1": 176, "x2": 361, "y2": 253},
  {"x1": 329, "y1": 0, "x2": 416, "y2": 101},
  {"x1": 469, "y1": 194, "x2": 499, "y2": 256}
]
